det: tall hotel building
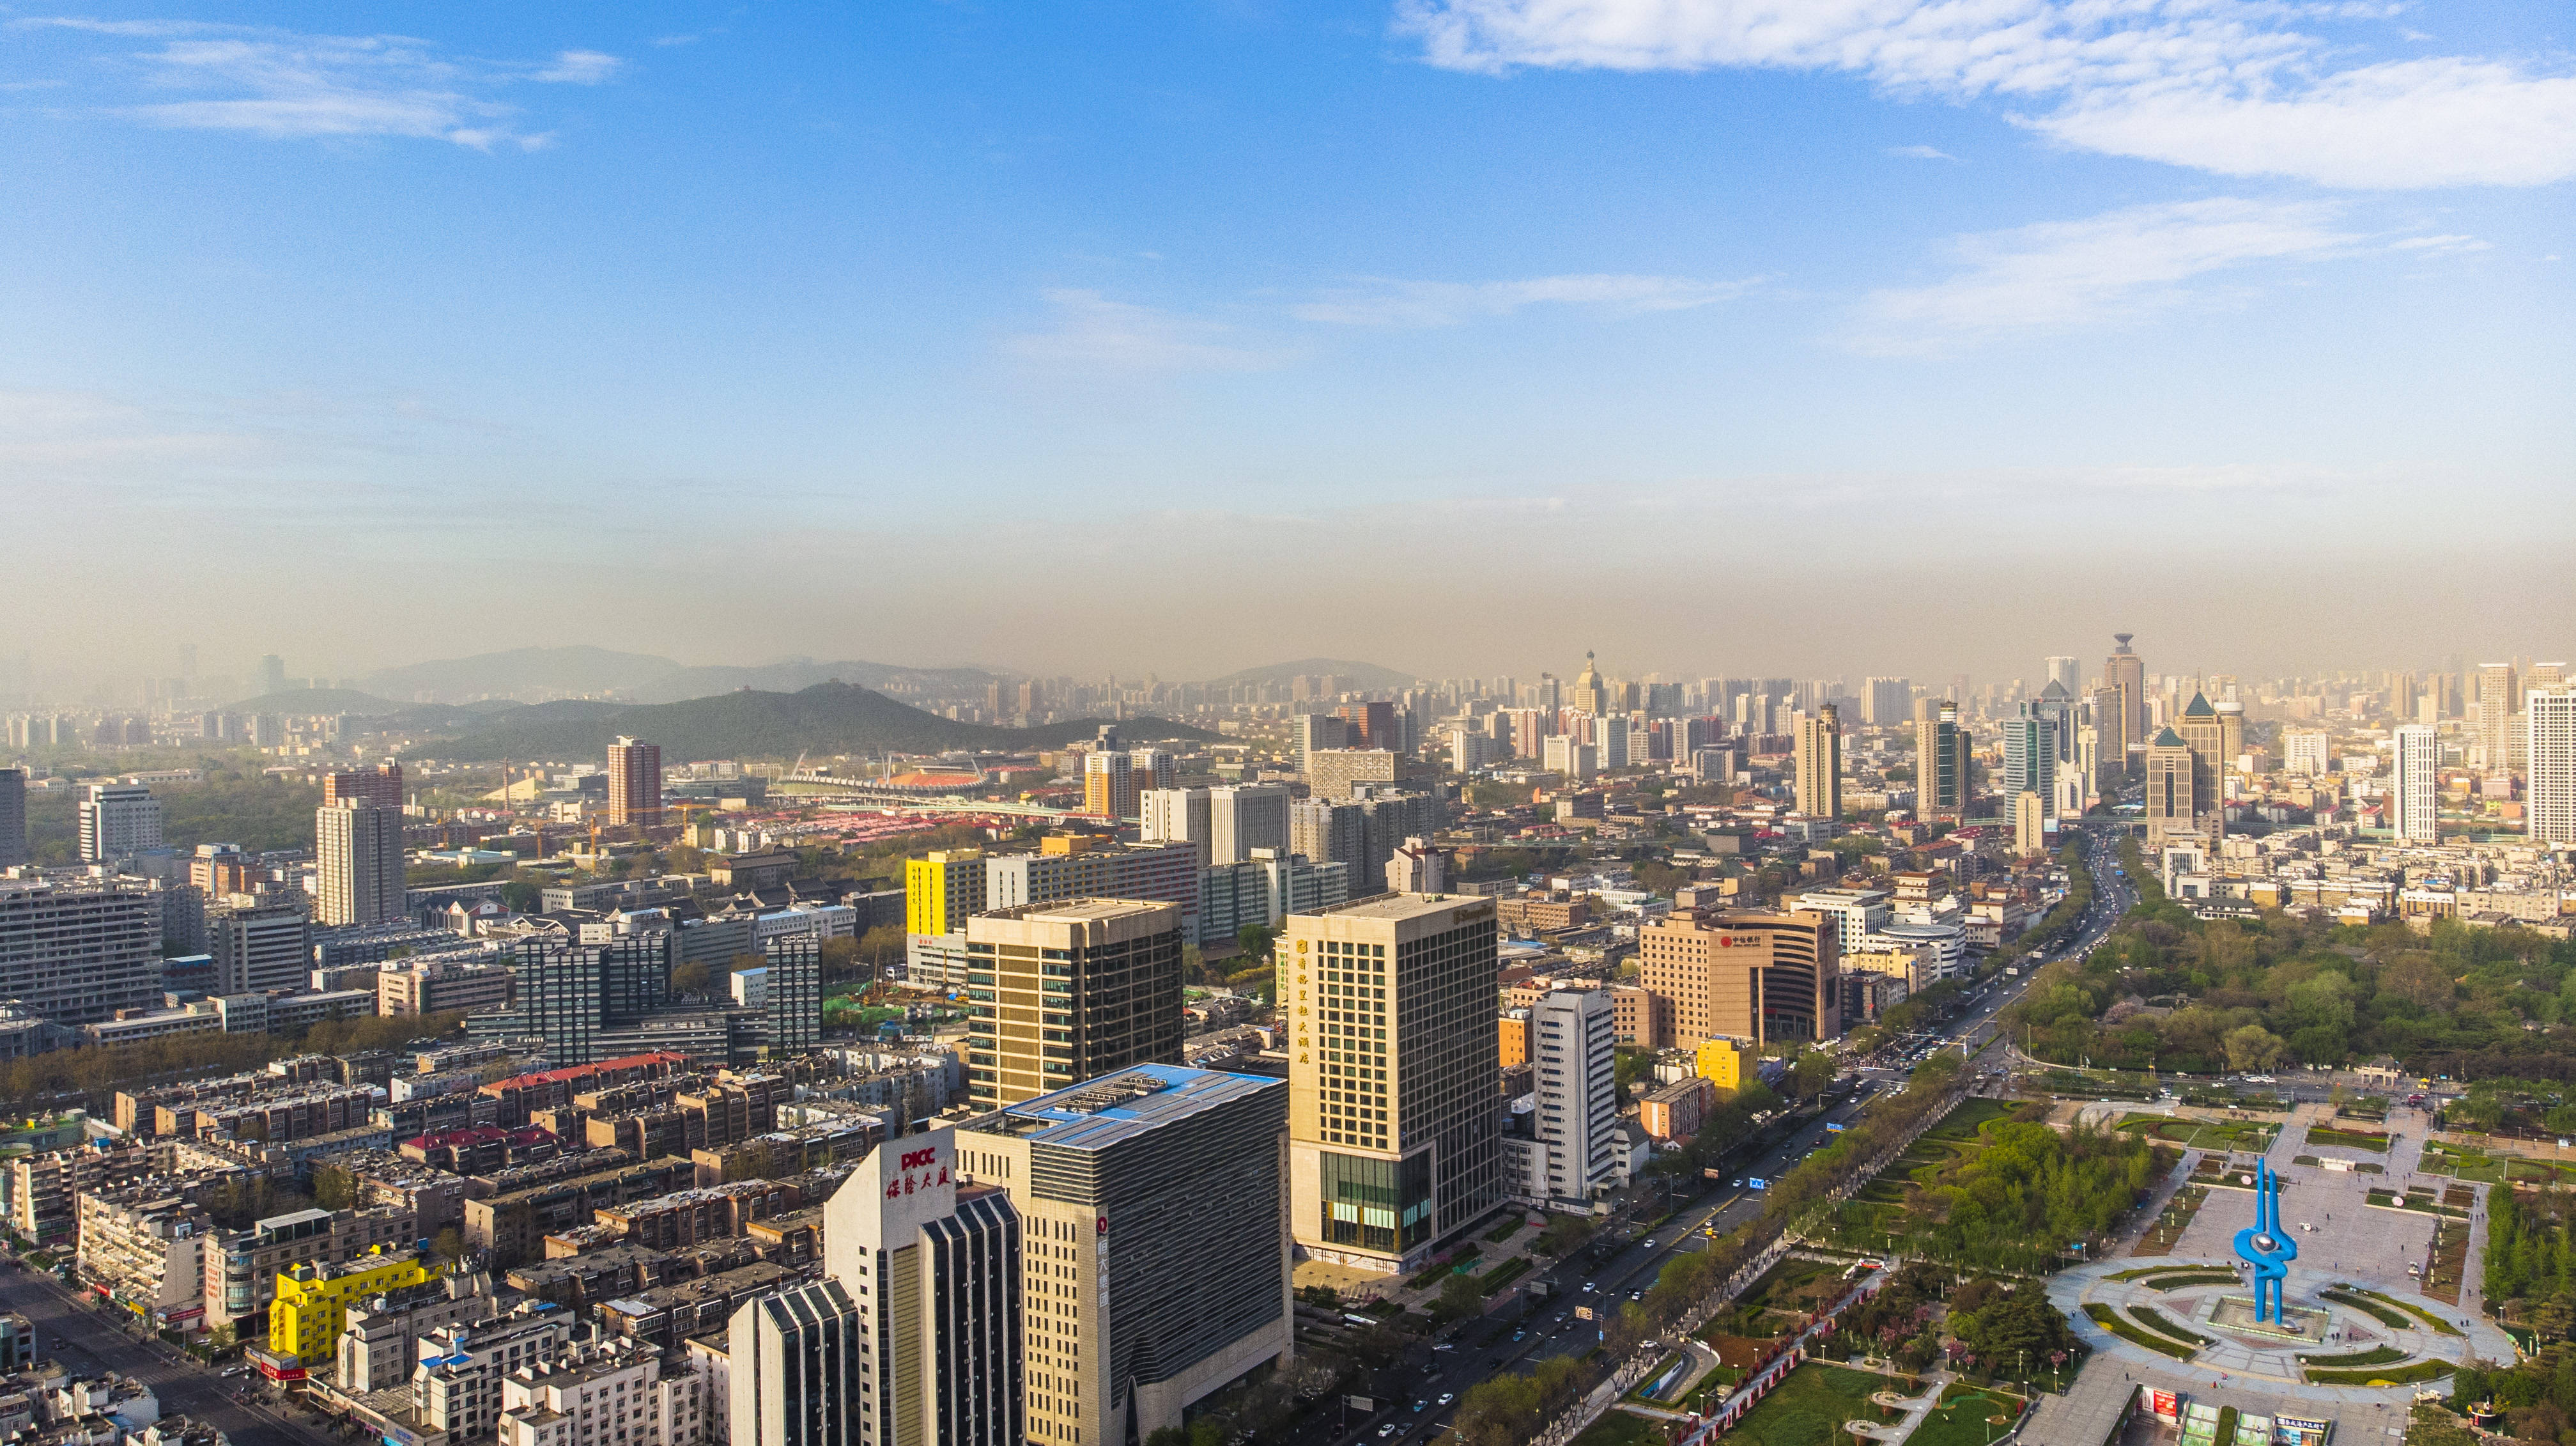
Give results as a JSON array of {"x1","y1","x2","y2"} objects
[
  {"x1": 1793, "y1": 704, "x2": 1840, "y2": 819},
  {"x1": 963, "y1": 901, "x2": 1185, "y2": 1109},
  {"x1": 957, "y1": 1064, "x2": 1291, "y2": 1446},
  {"x1": 2392, "y1": 723, "x2": 2442, "y2": 843},
  {"x1": 2533, "y1": 690, "x2": 2576, "y2": 846},
  {"x1": 1281, "y1": 893, "x2": 1502, "y2": 1275}
]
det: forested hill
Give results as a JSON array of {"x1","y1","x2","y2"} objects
[{"x1": 428, "y1": 681, "x2": 1213, "y2": 763}]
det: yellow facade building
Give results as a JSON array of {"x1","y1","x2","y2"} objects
[
  {"x1": 1696, "y1": 1038, "x2": 1751, "y2": 1092},
  {"x1": 268, "y1": 1249, "x2": 435, "y2": 1364},
  {"x1": 903, "y1": 849, "x2": 986, "y2": 937}
]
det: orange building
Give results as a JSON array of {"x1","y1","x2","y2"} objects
[{"x1": 1636, "y1": 909, "x2": 1841, "y2": 1046}]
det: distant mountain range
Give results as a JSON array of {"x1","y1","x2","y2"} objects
[
  {"x1": 428, "y1": 681, "x2": 1215, "y2": 763},
  {"x1": 357, "y1": 646, "x2": 1008, "y2": 706}
]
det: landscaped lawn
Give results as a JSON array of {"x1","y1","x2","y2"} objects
[
  {"x1": 1908, "y1": 1385, "x2": 2026, "y2": 1446},
  {"x1": 1718, "y1": 1365, "x2": 1891, "y2": 1446},
  {"x1": 2306, "y1": 1126, "x2": 2390, "y2": 1153},
  {"x1": 1568, "y1": 1408, "x2": 1662, "y2": 1446}
]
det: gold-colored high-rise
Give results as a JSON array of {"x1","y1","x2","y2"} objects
[{"x1": 1794, "y1": 704, "x2": 1842, "y2": 818}]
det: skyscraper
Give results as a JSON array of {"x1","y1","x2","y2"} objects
[
  {"x1": 259, "y1": 655, "x2": 287, "y2": 697},
  {"x1": 2171, "y1": 692, "x2": 2239, "y2": 847},
  {"x1": 963, "y1": 900, "x2": 1185, "y2": 1108},
  {"x1": 323, "y1": 762, "x2": 404, "y2": 811},
  {"x1": 727, "y1": 1281, "x2": 867, "y2": 1446},
  {"x1": 1999, "y1": 708, "x2": 2057, "y2": 809},
  {"x1": 1914, "y1": 701, "x2": 1968, "y2": 816},
  {"x1": 1332, "y1": 700, "x2": 1397, "y2": 750},
  {"x1": 955, "y1": 1065, "x2": 1289, "y2": 1446},
  {"x1": 1138, "y1": 788, "x2": 1213, "y2": 865},
  {"x1": 1283, "y1": 892, "x2": 1502, "y2": 1275},
  {"x1": 1522, "y1": 988, "x2": 1617, "y2": 1208},
  {"x1": 77, "y1": 784, "x2": 162, "y2": 862},
  {"x1": 1081, "y1": 749, "x2": 1136, "y2": 820},
  {"x1": 2144, "y1": 729, "x2": 2196, "y2": 847},
  {"x1": 1292, "y1": 713, "x2": 1348, "y2": 774},
  {"x1": 2103, "y1": 634, "x2": 2147, "y2": 754},
  {"x1": 1208, "y1": 785, "x2": 1290, "y2": 864},
  {"x1": 606, "y1": 736, "x2": 663, "y2": 827},
  {"x1": 1129, "y1": 747, "x2": 1176, "y2": 793},
  {"x1": 812, "y1": 1128, "x2": 1022, "y2": 1446},
  {"x1": 0, "y1": 767, "x2": 25, "y2": 869},
  {"x1": 2044, "y1": 656, "x2": 2082, "y2": 695},
  {"x1": 2393, "y1": 723, "x2": 2441, "y2": 843},
  {"x1": 316, "y1": 802, "x2": 405, "y2": 926},
  {"x1": 1793, "y1": 704, "x2": 1841, "y2": 818},
  {"x1": 2529, "y1": 692, "x2": 2576, "y2": 845},
  {"x1": 2476, "y1": 663, "x2": 2521, "y2": 774},
  {"x1": 1862, "y1": 677, "x2": 1910, "y2": 727},
  {"x1": 762, "y1": 933, "x2": 822, "y2": 1057}
]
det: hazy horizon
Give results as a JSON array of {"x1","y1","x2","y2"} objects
[{"x1": 6, "y1": 3, "x2": 2567, "y2": 696}]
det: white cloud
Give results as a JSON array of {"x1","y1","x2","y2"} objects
[
  {"x1": 1887, "y1": 144, "x2": 1955, "y2": 160},
  {"x1": 1293, "y1": 272, "x2": 1757, "y2": 327},
  {"x1": 11, "y1": 20, "x2": 620, "y2": 148},
  {"x1": 1849, "y1": 198, "x2": 2359, "y2": 354},
  {"x1": 2392, "y1": 233, "x2": 2490, "y2": 255},
  {"x1": 1394, "y1": 0, "x2": 2576, "y2": 189},
  {"x1": 534, "y1": 49, "x2": 621, "y2": 84},
  {"x1": 1003, "y1": 290, "x2": 1285, "y2": 373}
]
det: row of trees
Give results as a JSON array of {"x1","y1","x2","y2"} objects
[
  {"x1": 2006, "y1": 840, "x2": 2576, "y2": 1074},
  {"x1": 1895, "y1": 1115, "x2": 2166, "y2": 1271},
  {"x1": 0, "y1": 1009, "x2": 463, "y2": 1117},
  {"x1": 2485, "y1": 1187, "x2": 2576, "y2": 1339},
  {"x1": 1455, "y1": 1054, "x2": 1968, "y2": 1446}
]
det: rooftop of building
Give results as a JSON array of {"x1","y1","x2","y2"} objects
[
  {"x1": 1293, "y1": 891, "x2": 1490, "y2": 923},
  {"x1": 975, "y1": 898, "x2": 1177, "y2": 923},
  {"x1": 962, "y1": 1062, "x2": 1280, "y2": 1151}
]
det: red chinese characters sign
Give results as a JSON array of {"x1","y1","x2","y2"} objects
[{"x1": 886, "y1": 1144, "x2": 951, "y2": 1198}]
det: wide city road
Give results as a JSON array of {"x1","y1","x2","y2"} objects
[
  {"x1": 0, "y1": 1259, "x2": 340, "y2": 1446},
  {"x1": 1323, "y1": 822, "x2": 2144, "y2": 1446}
]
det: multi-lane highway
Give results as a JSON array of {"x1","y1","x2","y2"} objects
[{"x1": 1325, "y1": 823, "x2": 2145, "y2": 1446}]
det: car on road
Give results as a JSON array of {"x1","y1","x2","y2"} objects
[
  {"x1": 1377, "y1": 1426, "x2": 1401, "y2": 1439},
  {"x1": 1437, "y1": 1394, "x2": 1454, "y2": 1408},
  {"x1": 1412, "y1": 1401, "x2": 1428, "y2": 1413}
]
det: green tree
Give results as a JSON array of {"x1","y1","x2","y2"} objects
[
  {"x1": 1536, "y1": 1213, "x2": 1594, "y2": 1259},
  {"x1": 1435, "y1": 1270, "x2": 1483, "y2": 1321},
  {"x1": 2223, "y1": 1024, "x2": 2285, "y2": 1072},
  {"x1": 433, "y1": 1225, "x2": 467, "y2": 1263},
  {"x1": 1790, "y1": 1049, "x2": 1836, "y2": 1101},
  {"x1": 859, "y1": 924, "x2": 907, "y2": 974},
  {"x1": 670, "y1": 961, "x2": 714, "y2": 999},
  {"x1": 500, "y1": 879, "x2": 543, "y2": 913},
  {"x1": 311, "y1": 1164, "x2": 359, "y2": 1211},
  {"x1": 1237, "y1": 924, "x2": 1274, "y2": 958}
]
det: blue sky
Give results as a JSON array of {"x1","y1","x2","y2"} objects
[{"x1": 3, "y1": 1, "x2": 2570, "y2": 685}]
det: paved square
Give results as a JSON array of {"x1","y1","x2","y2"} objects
[{"x1": 2170, "y1": 1165, "x2": 2430, "y2": 1281}]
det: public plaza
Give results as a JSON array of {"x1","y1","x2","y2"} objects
[{"x1": 2025, "y1": 1103, "x2": 2513, "y2": 1445}]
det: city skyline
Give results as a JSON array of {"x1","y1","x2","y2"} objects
[{"x1": 1, "y1": 3, "x2": 2567, "y2": 681}]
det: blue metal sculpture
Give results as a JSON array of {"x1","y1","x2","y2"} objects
[{"x1": 2232, "y1": 1159, "x2": 2297, "y2": 1322}]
